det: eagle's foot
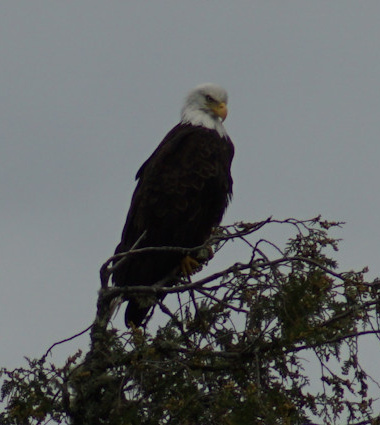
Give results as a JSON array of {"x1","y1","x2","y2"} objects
[{"x1": 180, "y1": 255, "x2": 200, "y2": 277}]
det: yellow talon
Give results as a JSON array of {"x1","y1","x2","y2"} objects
[{"x1": 180, "y1": 255, "x2": 200, "y2": 277}]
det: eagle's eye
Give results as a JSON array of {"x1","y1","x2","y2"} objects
[{"x1": 205, "y1": 94, "x2": 215, "y2": 103}]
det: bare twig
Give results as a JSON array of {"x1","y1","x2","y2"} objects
[{"x1": 43, "y1": 325, "x2": 92, "y2": 359}]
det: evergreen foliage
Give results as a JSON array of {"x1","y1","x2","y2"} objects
[{"x1": 2, "y1": 217, "x2": 380, "y2": 424}]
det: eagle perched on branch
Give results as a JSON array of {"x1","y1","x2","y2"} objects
[{"x1": 113, "y1": 83, "x2": 234, "y2": 327}]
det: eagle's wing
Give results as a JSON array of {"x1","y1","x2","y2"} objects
[{"x1": 113, "y1": 124, "x2": 234, "y2": 326}]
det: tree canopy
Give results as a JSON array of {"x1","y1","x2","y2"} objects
[{"x1": 1, "y1": 217, "x2": 380, "y2": 425}]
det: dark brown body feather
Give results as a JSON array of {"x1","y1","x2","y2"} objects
[{"x1": 113, "y1": 123, "x2": 234, "y2": 326}]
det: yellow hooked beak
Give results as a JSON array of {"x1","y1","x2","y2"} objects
[{"x1": 211, "y1": 101, "x2": 228, "y2": 122}]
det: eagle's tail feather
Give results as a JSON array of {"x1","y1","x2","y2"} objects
[{"x1": 124, "y1": 300, "x2": 152, "y2": 327}]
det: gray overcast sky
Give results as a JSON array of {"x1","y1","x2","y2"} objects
[{"x1": 1, "y1": 0, "x2": 380, "y2": 402}]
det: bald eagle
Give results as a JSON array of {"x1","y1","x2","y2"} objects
[{"x1": 113, "y1": 83, "x2": 234, "y2": 327}]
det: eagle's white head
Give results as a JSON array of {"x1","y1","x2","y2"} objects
[{"x1": 180, "y1": 83, "x2": 229, "y2": 138}]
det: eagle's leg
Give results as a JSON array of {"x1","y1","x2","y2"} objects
[{"x1": 180, "y1": 255, "x2": 200, "y2": 277}]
